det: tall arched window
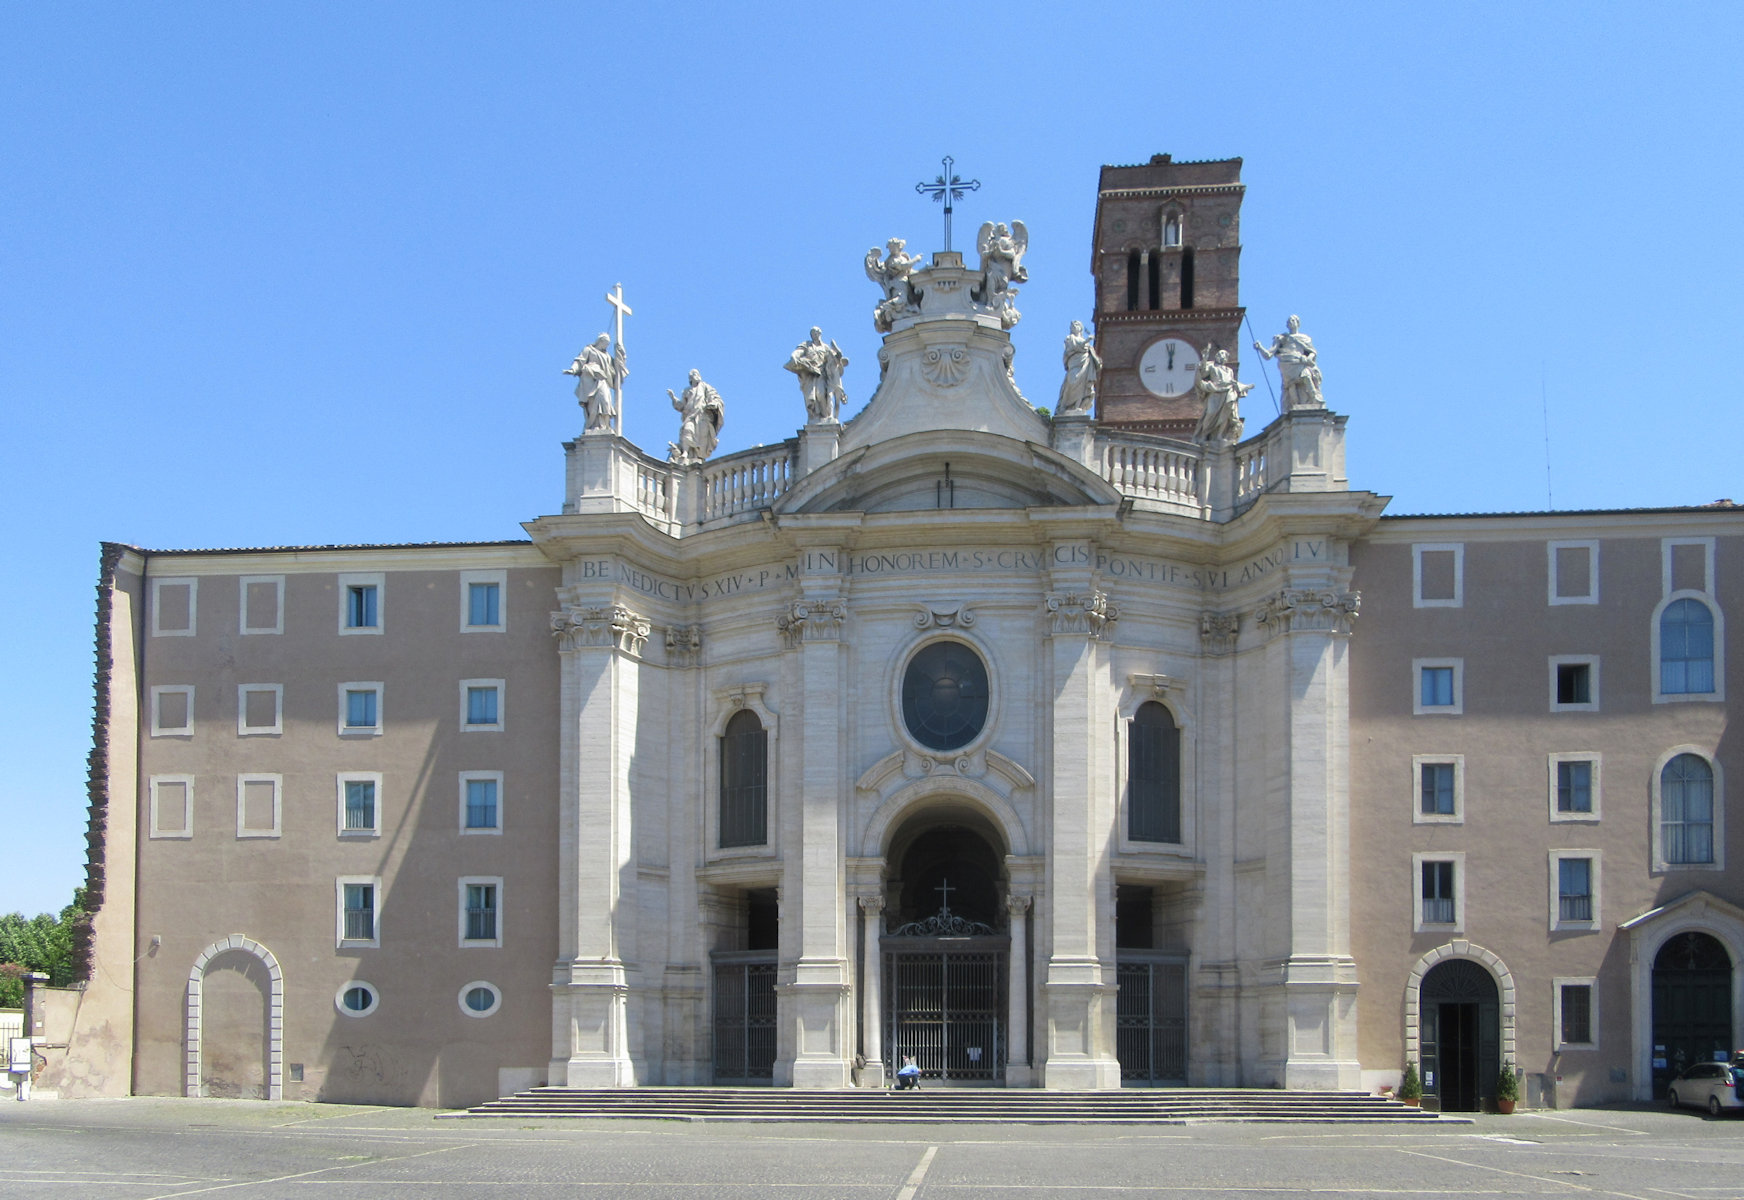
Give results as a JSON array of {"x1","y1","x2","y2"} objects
[
  {"x1": 1662, "y1": 753, "x2": 1715, "y2": 866},
  {"x1": 1180, "y1": 247, "x2": 1196, "y2": 309},
  {"x1": 1661, "y1": 598, "x2": 1716, "y2": 695},
  {"x1": 1126, "y1": 250, "x2": 1141, "y2": 311},
  {"x1": 1128, "y1": 701, "x2": 1180, "y2": 844},
  {"x1": 720, "y1": 709, "x2": 767, "y2": 848}
]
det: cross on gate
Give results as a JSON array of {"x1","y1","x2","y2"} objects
[
  {"x1": 605, "y1": 283, "x2": 632, "y2": 431},
  {"x1": 934, "y1": 877, "x2": 955, "y2": 914},
  {"x1": 914, "y1": 156, "x2": 980, "y2": 254}
]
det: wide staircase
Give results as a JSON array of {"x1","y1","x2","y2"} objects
[{"x1": 453, "y1": 1086, "x2": 1458, "y2": 1125}]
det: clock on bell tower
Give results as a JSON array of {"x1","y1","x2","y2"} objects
[{"x1": 1090, "y1": 154, "x2": 1246, "y2": 435}]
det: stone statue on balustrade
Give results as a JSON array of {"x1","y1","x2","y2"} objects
[
  {"x1": 1193, "y1": 347, "x2": 1252, "y2": 445},
  {"x1": 974, "y1": 220, "x2": 1029, "y2": 328},
  {"x1": 667, "y1": 370, "x2": 724, "y2": 465},
  {"x1": 565, "y1": 333, "x2": 627, "y2": 433},
  {"x1": 1253, "y1": 314, "x2": 1324, "y2": 410},
  {"x1": 864, "y1": 238, "x2": 923, "y2": 332},
  {"x1": 1056, "y1": 320, "x2": 1101, "y2": 416},
  {"x1": 785, "y1": 326, "x2": 850, "y2": 423}
]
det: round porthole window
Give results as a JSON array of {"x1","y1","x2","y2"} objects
[
  {"x1": 901, "y1": 640, "x2": 990, "y2": 752},
  {"x1": 335, "y1": 981, "x2": 378, "y2": 1017},
  {"x1": 459, "y1": 980, "x2": 501, "y2": 1018}
]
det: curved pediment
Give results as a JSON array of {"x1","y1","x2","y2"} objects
[{"x1": 776, "y1": 429, "x2": 1123, "y2": 515}]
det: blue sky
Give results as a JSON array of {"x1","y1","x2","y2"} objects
[{"x1": 3, "y1": 2, "x2": 1740, "y2": 915}]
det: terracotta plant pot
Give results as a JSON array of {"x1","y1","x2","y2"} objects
[
  {"x1": 1401, "y1": 1096, "x2": 1421, "y2": 1107},
  {"x1": 1496, "y1": 1098, "x2": 1516, "y2": 1114}
]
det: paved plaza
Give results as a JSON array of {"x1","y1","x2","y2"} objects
[{"x1": 1, "y1": 1099, "x2": 1742, "y2": 1199}]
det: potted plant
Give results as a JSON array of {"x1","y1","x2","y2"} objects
[
  {"x1": 1496, "y1": 1060, "x2": 1519, "y2": 1114},
  {"x1": 1399, "y1": 1060, "x2": 1423, "y2": 1107}
]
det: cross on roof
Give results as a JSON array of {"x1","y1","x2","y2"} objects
[{"x1": 914, "y1": 156, "x2": 980, "y2": 253}]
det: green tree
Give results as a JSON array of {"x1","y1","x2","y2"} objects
[{"x1": 0, "y1": 892, "x2": 85, "y2": 1008}]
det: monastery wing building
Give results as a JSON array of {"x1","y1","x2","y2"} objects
[{"x1": 57, "y1": 155, "x2": 1740, "y2": 1112}]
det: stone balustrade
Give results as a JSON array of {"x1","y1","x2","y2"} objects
[
  {"x1": 1099, "y1": 435, "x2": 1200, "y2": 506},
  {"x1": 702, "y1": 444, "x2": 795, "y2": 523}
]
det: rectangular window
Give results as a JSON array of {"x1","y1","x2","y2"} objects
[
  {"x1": 1549, "y1": 850, "x2": 1602, "y2": 930},
  {"x1": 461, "y1": 773, "x2": 502, "y2": 832},
  {"x1": 1550, "y1": 656, "x2": 1599, "y2": 712},
  {"x1": 1411, "y1": 755, "x2": 1463, "y2": 824},
  {"x1": 1420, "y1": 860, "x2": 1456, "y2": 925},
  {"x1": 1413, "y1": 659, "x2": 1463, "y2": 714},
  {"x1": 150, "y1": 685, "x2": 195, "y2": 737},
  {"x1": 239, "y1": 575, "x2": 284, "y2": 635},
  {"x1": 338, "y1": 878, "x2": 379, "y2": 946},
  {"x1": 469, "y1": 583, "x2": 500, "y2": 627},
  {"x1": 235, "y1": 774, "x2": 282, "y2": 838},
  {"x1": 1420, "y1": 762, "x2": 1455, "y2": 816},
  {"x1": 1555, "y1": 980, "x2": 1596, "y2": 1047},
  {"x1": 460, "y1": 876, "x2": 504, "y2": 946},
  {"x1": 338, "y1": 683, "x2": 383, "y2": 736},
  {"x1": 338, "y1": 773, "x2": 381, "y2": 836},
  {"x1": 1550, "y1": 753, "x2": 1602, "y2": 822},
  {"x1": 1413, "y1": 544, "x2": 1463, "y2": 607},
  {"x1": 460, "y1": 679, "x2": 504, "y2": 731},
  {"x1": 1421, "y1": 668, "x2": 1453, "y2": 707},
  {"x1": 149, "y1": 775, "x2": 194, "y2": 839},
  {"x1": 237, "y1": 684, "x2": 283, "y2": 736},
  {"x1": 1665, "y1": 538, "x2": 1713, "y2": 595},
  {"x1": 150, "y1": 578, "x2": 198, "y2": 637},
  {"x1": 461, "y1": 570, "x2": 507, "y2": 631},
  {"x1": 337, "y1": 573, "x2": 384, "y2": 635},
  {"x1": 1548, "y1": 541, "x2": 1599, "y2": 605}
]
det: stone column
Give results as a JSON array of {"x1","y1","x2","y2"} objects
[
  {"x1": 1039, "y1": 552, "x2": 1122, "y2": 1090},
  {"x1": 1005, "y1": 894, "x2": 1033, "y2": 1087},
  {"x1": 549, "y1": 601, "x2": 650, "y2": 1087},
  {"x1": 858, "y1": 895, "x2": 885, "y2": 1087}
]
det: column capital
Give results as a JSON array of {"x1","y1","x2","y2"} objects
[
  {"x1": 856, "y1": 893, "x2": 886, "y2": 915},
  {"x1": 1199, "y1": 610, "x2": 1240, "y2": 654},
  {"x1": 663, "y1": 624, "x2": 702, "y2": 667},
  {"x1": 1005, "y1": 893, "x2": 1032, "y2": 917},
  {"x1": 551, "y1": 603, "x2": 651, "y2": 655},
  {"x1": 777, "y1": 596, "x2": 846, "y2": 646},
  {"x1": 1045, "y1": 590, "x2": 1119, "y2": 640},
  {"x1": 1252, "y1": 587, "x2": 1360, "y2": 638}
]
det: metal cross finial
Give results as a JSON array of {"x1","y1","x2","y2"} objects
[
  {"x1": 934, "y1": 877, "x2": 955, "y2": 914},
  {"x1": 915, "y1": 156, "x2": 980, "y2": 253}
]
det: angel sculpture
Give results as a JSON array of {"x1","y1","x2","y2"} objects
[
  {"x1": 975, "y1": 220, "x2": 1029, "y2": 327},
  {"x1": 864, "y1": 237, "x2": 923, "y2": 332}
]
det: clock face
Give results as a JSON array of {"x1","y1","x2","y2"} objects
[{"x1": 1139, "y1": 338, "x2": 1200, "y2": 398}]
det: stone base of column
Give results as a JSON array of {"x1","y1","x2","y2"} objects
[
  {"x1": 551, "y1": 962, "x2": 634, "y2": 1087},
  {"x1": 798, "y1": 420, "x2": 840, "y2": 475},
  {"x1": 856, "y1": 1058, "x2": 886, "y2": 1088},
  {"x1": 1041, "y1": 963, "x2": 1121, "y2": 1090},
  {"x1": 780, "y1": 963, "x2": 852, "y2": 1090},
  {"x1": 1003, "y1": 1063, "x2": 1036, "y2": 1088},
  {"x1": 1049, "y1": 410, "x2": 1095, "y2": 469},
  {"x1": 1277, "y1": 955, "x2": 1362, "y2": 1091}
]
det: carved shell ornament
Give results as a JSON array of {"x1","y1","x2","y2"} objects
[{"x1": 921, "y1": 344, "x2": 971, "y2": 387}]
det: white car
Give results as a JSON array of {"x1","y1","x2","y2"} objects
[{"x1": 1667, "y1": 1062, "x2": 1744, "y2": 1115}]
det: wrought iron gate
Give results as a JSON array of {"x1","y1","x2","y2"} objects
[
  {"x1": 1116, "y1": 957, "x2": 1187, "y2": 1084},
  {"x1": 712, "y1": 954, "x2": 776, "y2": 1083},
  {"x1": 885, "y1": 938, "x2": 1006, "y2": 1082}
]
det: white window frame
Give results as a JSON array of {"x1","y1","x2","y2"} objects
[
  {"x1": 1412, "y1": 658, "x2": 1464, "y2": 716},
  {"x1": 334, "y1": 980, "x2": 379, "y2": 1018},
  {"x1": 459, "y1": 770, "x2": 504, "y2": 835},
  {"x1": 1412, "y1": 851, "x2": 1464, "y2": 934},
  {"x1": 1548, "y1": 752, "x2": 1602, "y2": 823},
  {"x1": 460, "y1": 679, "x2": 505, "y2": 732},
  {"x1": 1651, "y1": 591, "x2": 1725, "y2": 705},
  {"x1": 338, "y1": 682, "x2": 384, "y2": 737},
  {"x1": 458, "y1": 980, "x2": 502, "y2": 1019},
  {"x1": 1552, "y1": 977, "x2": 1598, "y2": 1049},
  {"x1": 150, "y1": 577, "x2": 198, "y2": 637},
  {"x1": 1411, "y1": 754, "x2": 1464, "y2": 825},
  {"x1": 235, "y1": 773, "x2": 282, "y2": 839},
  {"x1": 460, "y1": 569, "x2": 507, "y2": 633},
  {"x1": 1547, "y1": 540, "x2": 1599, "y2": 605},
  {"x1": 236, "y1": 683, "x2": 284, "y2": 736},
  {"x1": 336, "y1": 875, "x2": 382, "y2": 949},
  {"x1": 1412, "y1": 543, "x2": 1464, "y2": 608},
  {"x1": 1548, "y1": 849, "x2": 1602, "y2": 932},
  {"x1": 239, "y1": 575, "x2": 285, "y2": 635},
  {"x1": 1548, "y1": 654, "x2": 1600, "y2": 713},
  {"x1": 459, "y1": 876, "x2": 504, "y2": 948},
  {"x1": 1651, "y1": 745, "x2": 1724, "y2": 873},
  {"x1": 149, "y1": 685, "x2": 195, "y2": 737},
  {"x1": 149, "y1": 774, "x2": 194, "y2": 839},
  {"x1": 337, "y1": 572, "x2": 384, "y2": 635},
  {"x1": 337, "y1": 771, "x2": 383, "y2": 838},
  {"x1": 1662, "y1": 536, "x2": 1715, "y2": 597},
  {"x1": 702, "y1": 685, "x2": 781, "y2": 863}
]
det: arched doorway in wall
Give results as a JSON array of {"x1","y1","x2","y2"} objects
[
  {"x1": 1652, "y1": 931, "x2": 1733, "y2": 1097},
  {"x1": 186, "y1": 936, "x2": 284, "y2": 1100},
  {"x1": 881, "y1": 815, "x2": 1010, "y2": 1085},
  {"x1": 1420, "y1": 958, "x2": 1499, "y2": 1112}
]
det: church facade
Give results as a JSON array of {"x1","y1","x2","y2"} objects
[{"x1": 65, "y1": 156, "x2": 1740, "y2": 1111}]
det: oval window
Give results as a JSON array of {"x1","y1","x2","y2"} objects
[
  {"x1": 901, "y1": 641, "x2": 990, "y2": 751},
  {"x1": 459, "y1": 980, "x2": 501, "y2": 1018},
  {"x1": 335, "y1": 981, "x2": 378, "y2": 1017}
]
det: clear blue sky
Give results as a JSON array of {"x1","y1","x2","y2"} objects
[{"x1": 3, "y1": 3, "x2": 1740, "y2": 915}]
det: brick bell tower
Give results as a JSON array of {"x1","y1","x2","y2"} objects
[{"x1": 1091, "y1": 155, "x2": 1245, "y2": 435}]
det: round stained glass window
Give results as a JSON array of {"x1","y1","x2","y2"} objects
[{"x1": 901, "y1": 640, "x2": 989, "y2": 751}]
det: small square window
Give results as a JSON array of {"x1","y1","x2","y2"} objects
[
  {"x1": 338, "y1": 573, "x2": 384, "y2": 635},
  {"x1": 338, "y1": 877, "x2": 380, "y2": 947},
  {"x1": 1550, "y1": 656, "x2": 1599, "y2": 713},
  {"x1": 460, "y1": 680, "x2": 504, "y2": 732},
  {"x1": 150, "y1": 685, "x2": 195, "y2": 737},
  {"x1": 149, "y1": 775, "x2": 194, "y2": 839},
  {"x1": 1555, "y1": 980, "x2": 1596, "y2": 1048},
  {"x1": 150, "y1": 578, "x2": 198, "y2": 637},
  {"x1": 1665, "y1": 538, "x2": 1713, "y2": 596},
  {"x1": 1413, "y1": 544, "x2": 1463, "y2": 608},
  {"x1": 1549, "y1": 850, "x2": 1602, "y2": 931},
  {"x1": 461, "y1": 570, "x2": 507, "y2": 632},
  {"x1": 236, "y1": 774, "x2": 282, "y2": 839},
  {"x1": 338, "y1": 773, "x2": 382, "y2": 836},
  {"x1": 237, "y1": 684, "x2": 284, "y2": 736},
  {"x1": 1412, "y1": 755, "x2": 1464, "y2": 824},
  {"x1": 240, "y1": 575, "x2": 284, "y2": 635},
  {"x1": 460, "y1": 772, "x2": 503, "y2": 833},
  {"x1": 338, "y1": 683, "x2": 383, "y2": 737},
  {"x1": 460, "y1": 876, "x2": 504, "y2": 947},
  {"x1": 1413, "y1": 659, "x2": 1463, "y2": 715},
  {"x1": 1548, "y1": 541, "x2": 1599, "y2": 605}
]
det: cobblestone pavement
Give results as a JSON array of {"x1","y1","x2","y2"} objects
[{"x1": 2, "y1": 1099, "x2": 1742, "y2": 1199}]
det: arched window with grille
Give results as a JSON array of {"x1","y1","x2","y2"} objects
[
  {"x1": 720, "y1": 709, "x2": 767, "y2": 848},
  {"x1": 1128, "y1": 701, "x2": 1181, "y2": 844},
  {"x1": 1661, "y1": 754, "x2": 1716, "y2": 866},
  {"x1": 1660, "y1": 598, "x2": 1716, "y2": 695}
]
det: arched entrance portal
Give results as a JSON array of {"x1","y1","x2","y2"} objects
[
  {"x1": 1652, "y1": 932, "x2": 1733, "y2": 1097},
  {"x1": 881, "y1": 819, "x2": 1010, "y2": 1085},
  {"x1": 1420, "y1": 958, "x2": 1499, "y2": 1112}
]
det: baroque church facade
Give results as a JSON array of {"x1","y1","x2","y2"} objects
[{"x1": 61, "y1": 156, "x2": 1740, "y2": 1111}]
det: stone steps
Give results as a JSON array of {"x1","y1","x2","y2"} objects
[{"x1": 452, "y1": 1086, "x2": 1458, "y2": 1125}]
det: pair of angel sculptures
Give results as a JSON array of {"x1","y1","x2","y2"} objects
[{"x1": 862, "y1": 221, "x2": 1031, "y2": 332}]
